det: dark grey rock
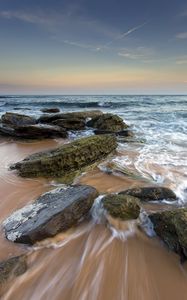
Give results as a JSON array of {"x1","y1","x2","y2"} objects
[
  {"x1": 1, "y1": 112, "x2": 36, "y2": 126},
  {"x1": 3, "y1": 185, "x2": 98, "y2": 244},
  {"x1": 40, "y1": 108, "x2": 60, "y2": 113}
]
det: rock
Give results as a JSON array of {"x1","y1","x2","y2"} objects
[
  {"x1": 94, "y1": 129, "x2": 133, "y2": 137},
  {"x1": 86, "y1": 113, "x2": 128, "y2": 132},
  {"x1": 14, "y1": 124, "x2": 67, "y2": 139},
  {"x1": 38, "y1": 110, "x2": 103, "y2": 124},
  {"x1": 102, "y1": 194, "x2": 141, "y2": 220},
  {"x1": 1, "y1": 112, "x2": 36, "y2": 126},
  {"x1": 0, "y1": 124, "x2": 67, "y2": 139},
  {"x1": 10, "y1": 135, "x2": 117, "y2": 178},
  {"x1": 40, "y1": 108, "x2": 60, "y2": 113},
  {"x1": 119, "y1": 187, "x2": 177, "y2": 202},
  {"x1": 150, "y1": 209, "x2": 187, "y2": 261},
  {"x1": 116, "y1": 130, "x2": 134, "y2": 137},
  {"x1": 52, "y1": 118, "x2": 85, "y2": 130},
  {"x1": 0, "y1": 255, "x2": 27, "y2": 285},
  {"x1": 3, "y1": 185, "x2": 99, "y2": 244}
]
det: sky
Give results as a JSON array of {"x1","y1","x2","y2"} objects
[{"x1": 0, "y1": 0, "x2": 187, "y2": 94}]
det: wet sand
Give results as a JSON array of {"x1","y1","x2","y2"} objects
[{"x1": 1, "y1": 139, "x2": 187, "y2": 300}]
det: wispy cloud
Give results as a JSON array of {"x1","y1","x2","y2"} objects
[
  {"x1": 62, "y1": 39, "x2": 101, "y2": 51},
  {"x1": 176, "y1": 32, "x2": 187, "y2": 39},
  {"x1": 118, "y1": 46, "x2": 155, "y2": 62},
  {"x1": 0, "y1": 10, "x2": 52, "y2": 25},
  {"x1": 104, "y1": 22, "x2": 147, "y2": 47},
  {"x1": 176, "y1": 55, "x2": 187, "y2": 64}
]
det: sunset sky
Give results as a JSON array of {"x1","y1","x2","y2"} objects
[{"x1": 0, "y1": 0, "x2": 187, "y2": 94}]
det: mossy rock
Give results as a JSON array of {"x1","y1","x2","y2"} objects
[
  {"x1": 10, "y1": 135, "x2": 117, "y2": 178},
  {"x1": 87, "y1": 113, "x2": 128, "y2": 132},
  {"x1": 120, "y1": 187, "x2": 177, "y2": 202},
  {"x1": 0, "y1": 255, "x2": 27, "y2": 286},
  {"x1": 150, "y1": 209, "x2": 187, "y2": 261},
  {"x1": 1, "y1": 112, "x2": 36, "y2": 126},
  {"x1": 52, "y1": 118, "x2": 85, "y2": 130},
  {"x1": 102, "y1": 194, "x2": 141, "y2": 220},
  {"x1": 38, "y1": 110, "x2": 103, "y2": 124}
]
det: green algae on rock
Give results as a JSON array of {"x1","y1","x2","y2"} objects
[
  {"x1": 10, "y1": 135, "x2": 117, "y2": 178},
  {"x1": 87, "y1": 113, "x2": 128, "y2": 132},
  {"x1": 120, "y1": 187, "x2": 177, "y2": 202},
  {"x1": 150, "y1": 209, "x2": 187, "y2": 261},
  {"x1": 0, "y1": 255, "x2": 27, "y2": 286},
  {"x1": 102, "y1": 194, "x2": 141, "y2": 221}
]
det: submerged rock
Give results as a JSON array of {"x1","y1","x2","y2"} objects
[
  {"x1": 1, "y1": 112, "x2": 36, "y2": 126},
  {"x1": 150, "y1": 209, "x2": 187, "y2": 261},
  {"x1": 102, "y1": 194, "x2": 141, "y2": 220},
  {"x1": 10, "y1": 135, "x2": 117, "y2": 178},
  {"x1": 0, "y1": 255, "x2": 27, "y2": 285},
  {"x1": 40, "y1": 108, "x2": 60, "y2": 113},
  {"x1": 119, "y1": 187, "x2": 177, "y2": 202},
  {"x1": 87, "y1": 113, "x2": 128, "y2": 132},
  {"x1": 3, "y1": 185, "x2": 98, "y2": 244},
  {"x1": 0, "y1": 124, "x2": 67, "y2": 139},
  {"x1": 38, "y1": 110, "x2": 103, "y2": 124},
  {"x1": 52, "y1": 118, "x2": 85, "y2": 130}
]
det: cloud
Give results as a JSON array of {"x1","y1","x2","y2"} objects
[
  {"x1": 104, "y1": 22, "x2": 147, "y2": 47},
  {"x1": 62, "y1": 39, "x2": 101, "y2": 51},
  {"x1": 0, "y1": 10, "x2": 51, "y2": 25},
  {"x1": 176, "y1": 32, "x2": 187, "y2": 39},
  {"x1": 118, "y1": 46, "x2": 155, "y2": 62},
  {"x1": 176, "y1": 55, "x2": 187, "y2": 64}
]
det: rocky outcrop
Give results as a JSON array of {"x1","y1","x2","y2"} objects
[
  {"x1": 38, "y1": 110, "x2": 103, "y2": 124},
  {"x1": 0, "y1": 124, "x2": 67, "y2": 139},
  {"x1": 40, "y1": 108, "x2": 60, "y2": 113},
  {"x1": 119, "y1": 187, "x2": 177, "y2": 202},
  {"x1": 52, "y1": 118, "x2": 85, "y2": 130},
  {"x1": 0, "y1": 255, "x2": 27, "y2": 285},
  {"x1": 87, "y1": 113, "x2": 128, "y2": 132},
  {"x1": 3, "y1": 185, "x2": 98, "y2": 244},
  {"x1": 102, "y1": 194, "x2": 140, "y2": 220},
  {"x1": 150, "y1": 209, "x2": 187, "y2": 261},
  {"x1": 1, "y1": 112, "x2": 36, "y2": 126},
  {"x1": 10, "y1": 135, "x2": 117, "y2": 178}
]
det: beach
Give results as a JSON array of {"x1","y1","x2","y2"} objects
[{"x1": 0, "y1": 95, "x2": 187, "y2": 299}]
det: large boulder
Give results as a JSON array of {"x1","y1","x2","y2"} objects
[
  {"x1": 10, "y1": 135, "x2": 117, "y2": 178},
  {"x1": 150, "y1": 209, "x2": 187, "y2": 261},
  {"x1": 86, "y1": 113, "x2": 128, "y2": 132},
  {"x1": 0, "y1": 124, "x2": 67, "y2": 139},
  {"x1": 38, "y1": 110, "x2": 103, "y2": 124},
  {"x1": 102, "y1": 194, "x2": 141, "y2": 220},
  {"x1": 3, "y1": 185, "x2": 98, "y2": 244},
  {"x1": 1, "y1": 112, "x2": 36, "y2": 126},
  {"x1": 0, "y1": 255, "x2": 27, "y2": 286},
  {"x1": 40, "y1": 107, "x2": 60, "y2": 113},
  {"x1": 52, "y1": 118, "x2": 85, "y2": 130},
  {"x1": 119, "y1": 187, "x2": 177, "y2": 202}
]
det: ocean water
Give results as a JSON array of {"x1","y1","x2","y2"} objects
[{"x1": 0, "y1": 95, "x2": 187, "y2": 202}]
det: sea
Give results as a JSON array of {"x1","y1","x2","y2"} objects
[{"x1": 0, "y1": 95, "x2": 186, "y2": 202}]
